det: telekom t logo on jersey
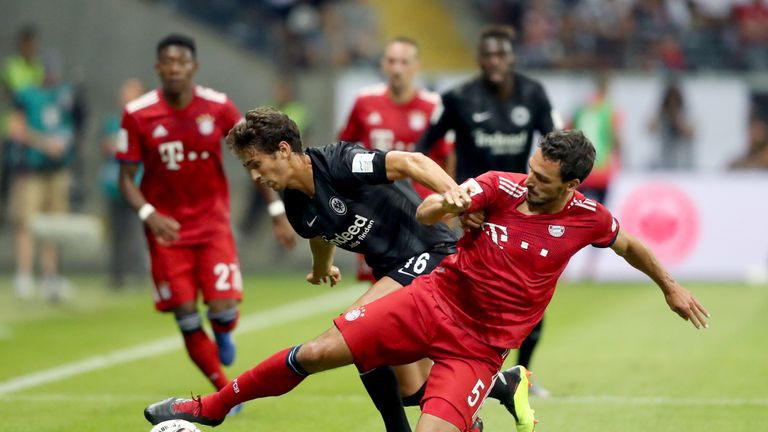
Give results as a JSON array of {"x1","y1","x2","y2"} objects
[
  {"x1": 159, "y1": 140, "x2": 184, "y2": 170},
  {"x1": 483, "y1": 222, "x2": 509, "y2": 247}
]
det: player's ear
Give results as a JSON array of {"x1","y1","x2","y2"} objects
[
  {"x1": 278, "y1": 141, "x2": 291, "y2": 158},
  {"x1": 566, "y1": 178, "x2": 580, "y2": 192}
]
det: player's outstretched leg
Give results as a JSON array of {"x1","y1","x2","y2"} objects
[
  {"x1": 487, "y1": 365, "x2": 537, "y2": 432},
  {"x1": 208, "y1": 306, "x2": 240, "y2": 366},
  {"x1": 145, "y1": 326, "x2": 355, "y2": 427}
]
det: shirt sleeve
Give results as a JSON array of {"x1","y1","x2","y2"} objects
[
  {"x1": 116, "y1": 110, "x2": 143, "y2": 163},
  {"x1": 591, "y1": 203, "x2": 620, "y2": 248},
  {"x1": 464, "y1": 171, "x2": 500, "y2": 213},
  {"x1": 416, "y1": 91, "x2": 457, "y2": 154},
  {"x1": 338, "y1": 98, "x2": 363, "y2": 143},
  {"x1": 221, "y1": 98, "x2": 243, "y2": 133},
  {"x1": 330, "y1": 142, "x2": 391, "y2": 186}
]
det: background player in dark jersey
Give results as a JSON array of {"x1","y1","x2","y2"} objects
[
  {"x1": 339, "y1": 36, "x2": 455, "y2": 284},
  {"x1": 117, "y1": 35, "x2": 292, "y2": 396},
  {"x1": 222, "y1": 107, "x2": 486, "y2": 432},
  {"x1": 417, "y1": 25, "x2": 561, "y2": 396},
  {"x1": 145, "y1": 130, "x2": 708, "y2": 432}
]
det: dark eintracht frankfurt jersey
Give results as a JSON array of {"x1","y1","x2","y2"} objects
[
  {"x1": 417, "y1": 72, "x2": 557, "y2": 182},
  {"x1": 285, "y1": 142, "x2": 457, "y2": 273}
]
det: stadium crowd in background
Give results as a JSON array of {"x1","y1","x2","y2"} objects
[{"x1": 159, "y1": 0, "x2": 767, "y2": 72}]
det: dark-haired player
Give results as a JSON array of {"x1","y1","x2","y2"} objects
[
  {"x1": 117, "y1": 34, "x2": 293, "y2": 394},
  {"x1": 417, "y1": 25, "x2": 562, "y2": 394},
  {"x1": 146, "y1": 130, "x2": 709, "y2": 432}
]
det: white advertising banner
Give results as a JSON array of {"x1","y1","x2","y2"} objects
[{"x1": 564, "y1": 172, "x2": 768, "y2": 282}]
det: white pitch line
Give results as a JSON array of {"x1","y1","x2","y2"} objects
[{"x1": 0, "y1": 284, "x2": 364, "y2": 396}]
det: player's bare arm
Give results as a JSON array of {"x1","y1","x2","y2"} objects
[
  {"x1": 384, "y1": 150, "x2": 458, "y2": 194},
  {"x1": 118, "y1": 162, "x2": 180, "y2": 244},
  {"x1": 254, "y1": 181, "x2": 297, "y2": 250},
  {"x1": 610, "y1": 227, "x2": 710, "y2": 329},
  {"x1": 416, "y1": 187, "x2": 472, "y2": 226},
  {"x1": 306, "y1": 236, "x2": 341, "y2": 287}
]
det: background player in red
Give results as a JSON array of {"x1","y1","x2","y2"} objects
[
  {"x1": 338, "y1": 37, "x2": 454, "y2": 283},
  {"x1": 145, "y1": 130, "x2": 708, "y2": 432},
  {"x1": 117, "y1": 34, "x2": 293, "y2": 394}
]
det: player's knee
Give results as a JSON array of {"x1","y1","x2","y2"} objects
[
  {"x1": 207, "y1": 306, "x2": 239, "y2": 333},
  {"x1": 297, "y1": 332, "x2": 351, "y2": 372},
  {"x1": 175, "y1": 310, "x2": 202, "y2": 334}
]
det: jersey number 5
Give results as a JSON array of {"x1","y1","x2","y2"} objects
[{"x1": 467, "y1": 379, "x2": 485, "y2": 407}]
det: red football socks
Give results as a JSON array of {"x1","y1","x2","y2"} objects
[
  {"x1": 203, "y1": 347, "x2": 307, "y2": 419},
  {"x1": 182, "y1": 329, "x2": 228, "y2": 390}
]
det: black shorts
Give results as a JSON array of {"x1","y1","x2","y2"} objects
[{"x1": 373, "y1": 244, "x2": 456, "y2": 286}]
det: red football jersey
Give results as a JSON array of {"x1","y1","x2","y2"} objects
[
  {"x1": 338, "y1": 84, "x2": 454, "y2": 197},
  {"x1": 117, "y1": 86, "x2": 242, "y2": 245},
  {"x1": 430, "y1": 171, "x2": 619, "y2": 348}
]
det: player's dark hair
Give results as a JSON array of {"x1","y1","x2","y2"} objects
[
  {"x1": 479, "y1": 25, "x2": 515, "y2": 44},
  {"x1": 226, "y1": 106, "x2": 303, "y2": 157},
  {"x1": 387, "y1": 36, "x2": 420, "y2": 56},
  {"x1": 18, "y1": 24, "x2": 37, "y2": 43},
  {"x1": 157, "y1": 34, "x2": 196, "y2": 59},
  {"x1": 539, "y1": 130, "x2": 595, "y2": 183}
]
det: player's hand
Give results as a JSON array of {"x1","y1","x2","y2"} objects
[
  {"x1": 460, "y1": 210, "x2": 485, "y2": 230},
  {"x1": 306, "y1": 266, "x2": 341, "y2": 287},
  {"x1": 271, "y1": 214, "x2": 297, "y2": 250},
  {"x1": 441, "y1": 186, "x2": 472, "y2": 214},
  {"x1": 145, "y1": 212, "x2": 181, "y2": 245},
  {"x1": 664, "y1": 282, "x2": 710, "y2": 329}
]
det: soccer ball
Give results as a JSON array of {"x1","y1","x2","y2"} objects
[{"x1": 149, "y1": 419, "x2": 201, "y2": 432}]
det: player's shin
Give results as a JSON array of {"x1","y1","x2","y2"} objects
[
  {"x1": 176, "y1": 312, "x2": 228, "y2": 389},
  {"x1": 204, "y1": 346, "x2": 310, "y2": 418},
  {"x1": 208, "y1": 307, "x2": 240, "y2": 366},
  {"x1": 360, "y1": 366, "x2": 413, "y2": 432}
]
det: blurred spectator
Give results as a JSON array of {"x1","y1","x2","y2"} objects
[
  {"x1": 1, "y1": 25, "x2": 45, "y2": 224},
  {"x1": 731, "y1": 0, "x2": 768, "y2": 70},
  {"x1": 571, "y1": 72, "x2": 622, "y2": 204},
  {"x1": 730, "y1": 106, "x2": 768, "y2": 169},
  {"x1": 1, "y1": 25, "x2": 45, "y2": 96},
  {"x1": 100, "y1": 78, "x2": 147, "y2": 289},
  {"x1": 648, "y1": 80, "x2": 694, "y2": 170},
  {"x1": 10, "y1": 55, "x2": 76, "y2": 301},
  {"x1": 240, "y1": 78, "x2": 309, "y2": 234}
]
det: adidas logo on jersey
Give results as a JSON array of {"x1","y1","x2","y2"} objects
[{"x1": 152, "y1": 124, "x2": 168, "y2": 138}]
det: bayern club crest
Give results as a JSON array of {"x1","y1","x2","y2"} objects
[
  {"x1": 344, "y1": 306, "x2": 366, "y2": 321},
  {"x1": 196, "y1": 114, "x2": 215, "y2": 135},
  {"x1": 409, "y1": 111, "x2": 426, "y2": 130},
  {"x1": 548, "y1": 224, "x2": 565, "y2": 237}
]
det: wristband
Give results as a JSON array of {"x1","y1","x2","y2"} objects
[
  {"x1": 138, "y1": 203, "x2": 156, "y2": 221},
  {"x1": 268, "y1": 200, "x2": 286, "y2": 217}
]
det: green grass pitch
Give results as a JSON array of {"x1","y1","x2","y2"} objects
[{"x1": 1, "y1": 275, "x2": 766, "y2": 431}]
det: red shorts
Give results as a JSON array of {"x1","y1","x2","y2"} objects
[
  {"x1": 147, "y1": 233, "x2": 242, "y2": 312},
  {"x1": 334, "y1": 278, "x2": 508, "y2": 431}
]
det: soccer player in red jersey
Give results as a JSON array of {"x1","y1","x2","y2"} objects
[
  {"x1": 339, "y1": 37, "x2": 455, "y2": 285},
  {"x1": 117, "y1": 34, "x2": 293, "y2": 393},
  {"x1": 145, "y1": 130, "x2": 709, "y2": 432}
]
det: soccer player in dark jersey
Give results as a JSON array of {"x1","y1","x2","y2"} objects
[
  {"x1": 226, "y1": 107, "x2": 486, "y2": 432},
  {"x1": 417, "y1": 24, "x2": 561, "y2": 395},
  {"x1": 117, "y1": 35, "x2": 293, "y2": 395},
  {"x1": 145, "y1": 130, "x2": 708, "y2": 432}
]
